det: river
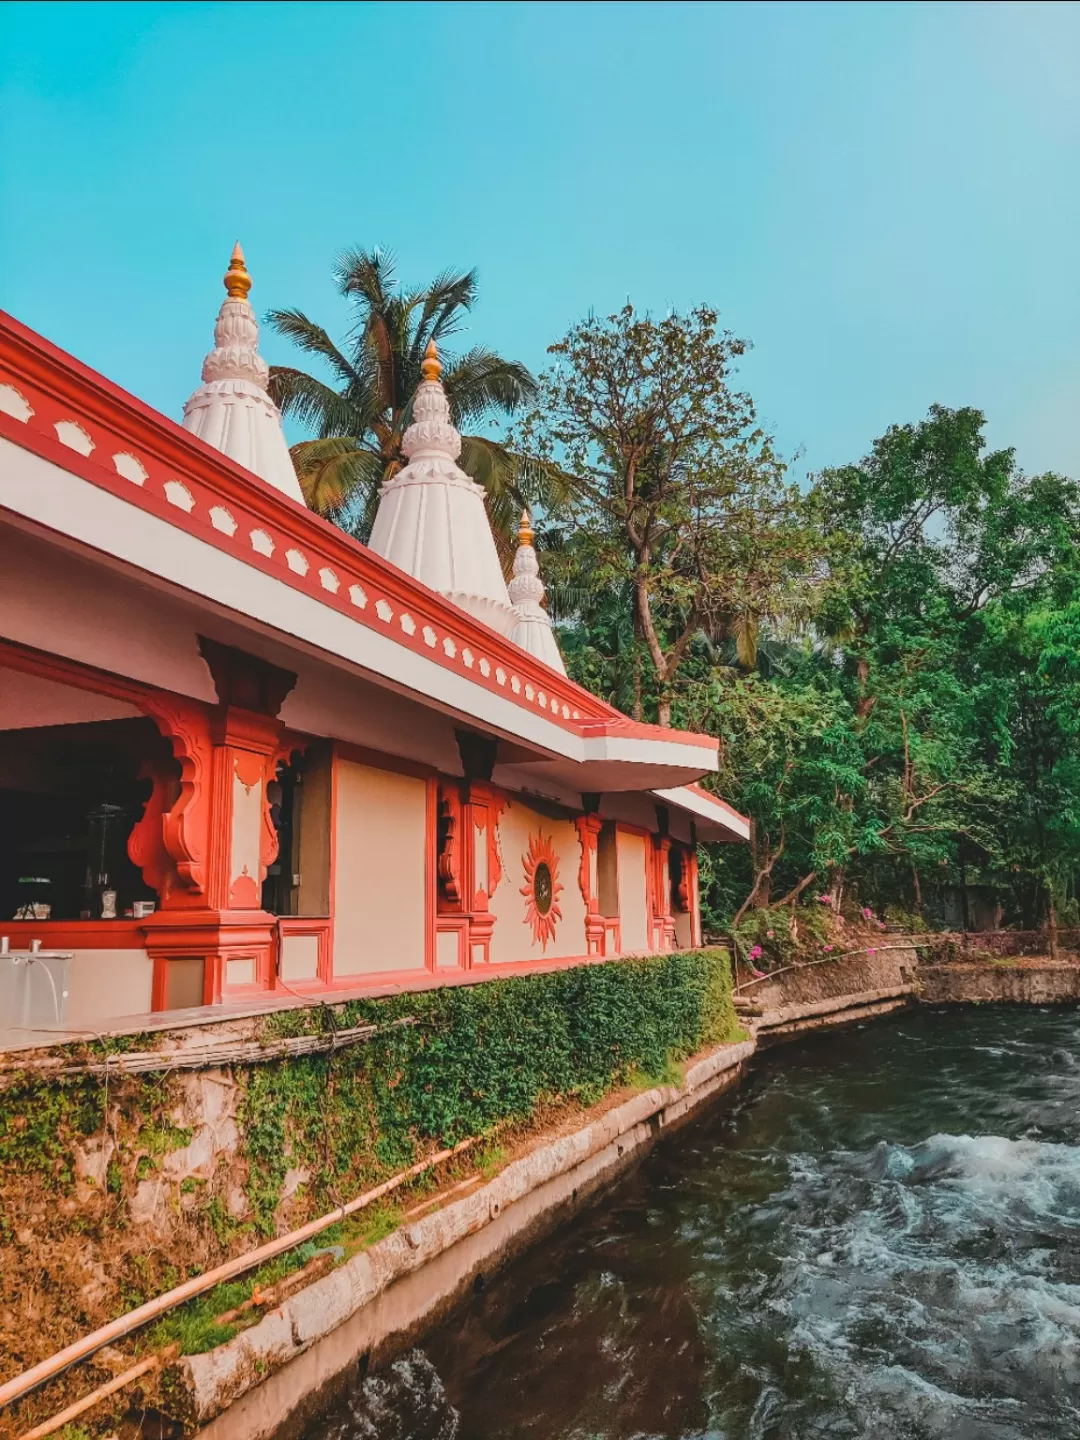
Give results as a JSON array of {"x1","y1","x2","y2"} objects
[{"x1": 301, "y1": 1006, "x2": 1080, "y2": 1440}]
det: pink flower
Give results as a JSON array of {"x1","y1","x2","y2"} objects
[
  {"x1": 823, "y1": 944, "x2": 834, "y2": 952},
  {"x1": 879, "y1": 922, "x2": 887, "y2": 930},
  {"x1": 751, "y1": 968, "x2": 766, "y2": 979},
  {"x1": 862, "y1": 907, "x2": 873, "y2": 919},
  {"x1": 867, "y1": 947, "x2": 876, "y2": 954},
  {"x1": 817, "y1": 894, "x2": 832, "y2": 905},
  {"x1": 748, "y1": 945, "x2": 762, "y2": 960},
  {"x1": 766, "y1": 930, "x2": 775, "y2": 939}
]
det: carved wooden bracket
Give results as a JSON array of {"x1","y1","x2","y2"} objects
[
  {"x1": 574, "y1": 814, "x2": 603, "y2": 913},
  {"x1": 138, "y1": 693, "x2": 215, "y2": 898},
  {"x1": 197, "y1": 636, "x2": 297, "y2": 716},
  {"x1": 127, "y1": 757, "x2": 181, "y2": 901},
  {"x1": 673, "y1": 844, "x2": 692, "y2": 913},
  {"x1": 437, "y1": 784, "x2": 464, "y2": 907},
  {"x1": 469, "y1": 782, "x2": 507, "y2": 904}
]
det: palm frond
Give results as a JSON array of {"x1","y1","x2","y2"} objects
[
  {"x1": 442, "y1": 347, "x2": 538, "y2": 424},
  {"x1": 265, "y1": 310, "x2": 358, "y2": 387},
  {"x1": 274, "y1": 248, "x2": 541, "y2": 532},
  {"x1": 423, "y1": 269, "x2": 479, "y2": 343},
  {"x1": 268, "y1": 366, "x2": 367, "y2": 438},
  {"x1": 290, "y1": 437, "x2": 385, "y2": 520},
  {"x1": 334, "y1": 246, "x2": 396, "y2": 310}
]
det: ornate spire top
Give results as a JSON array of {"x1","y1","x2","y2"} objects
[
  {"x1": 421, "y1": 338, "x2": 442, "y2": 383},
  {"x1": 181, "y1": 244, "x2": 304, "y2": 503},
  {"x1": 507, "y1": 510, "x2": 566, "y2": 674},
  {"x1": 223, "y1": 242, "x2": 252, "y2": 302},
  {"x1": 401, "y1": 339, "x2": 461, "y2": 463},
  {"x1": 368, "y1": 336, "x2": 516, "y2": 634}
]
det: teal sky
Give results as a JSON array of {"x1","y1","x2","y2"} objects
[{"x1": 2, "y1": 1, "x2": 1078, "y2": 481}]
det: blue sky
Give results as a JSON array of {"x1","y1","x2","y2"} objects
[{"x1": 2, "y1": 1, "x2": 1078, "y2": 481}]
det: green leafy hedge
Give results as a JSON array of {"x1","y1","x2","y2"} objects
[{"x1": 240, "y1": 947, "x2": 737, "y2": 1232}]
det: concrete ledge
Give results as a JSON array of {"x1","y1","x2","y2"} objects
[
  {"x1": 184, "y1": 1039, "x2": 756, "y2": 1438},
  {"x1": 757, "y1": 996, "x2": 911, "y2": 1041},
  {"x1": 755, "y1": 984, "x2": 914, "y2": 1040}
]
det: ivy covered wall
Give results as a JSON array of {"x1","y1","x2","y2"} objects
[{"x1": 0, "y1": 949, "x2": 737, "y2": 1383}]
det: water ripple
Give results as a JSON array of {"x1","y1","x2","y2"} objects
[{"x1": 300, "y1": 1007, "x2": 1080, "y2": 1440}]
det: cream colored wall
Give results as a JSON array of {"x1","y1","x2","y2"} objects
[
  {"x1": 280, "y1": 932, "x2": 320, "y2": 981},
  {"x1": 65, "y1": 949, "x2": 153, "y2": 1025},
  {"x1": 616, "y1": 831, "x2": 650, "y2": 953},
  {"x1": 488, "y1": 799, "x2": 586, "y2": 964},
  {"x1": 674, "y1": 908, "x2": 693, "y2": 949},
  {"x1": 229, "y1": 766, "x2": 263, "y2": 899},
  {"x1": 332, "y1": 757, "x2": 427, "y2": 975}
]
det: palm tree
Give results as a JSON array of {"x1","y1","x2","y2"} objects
[{"x1": 267, "y1": 248, "x2": 557, "y2": 546}]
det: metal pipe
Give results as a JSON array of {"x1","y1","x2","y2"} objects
[
  {"x1": 734, "y1": 939, "x2": 935, "y2": 992},
  {"x1": 0, "y1": 1135, "x2": 478, "y2": 1413},
  {"x1": 17, "y1": 1347, "x2": 177, "y2": 1440}
]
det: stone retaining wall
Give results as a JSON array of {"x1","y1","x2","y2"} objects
[
  {"x1": 184, "y1": 1041, "x2": 758, "y2": 1439},
  {"x1": 920, "y1": 961, "x2": 1080, "y2": 1005}
]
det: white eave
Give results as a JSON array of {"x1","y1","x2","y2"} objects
[
  {"x1": 0, "y1": 434, "x2": 718, "y2": 791},
  {"x1": 652, "y1": 785, "x2": 750, "y2": 842}
]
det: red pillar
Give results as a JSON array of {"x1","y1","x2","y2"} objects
[
  {"x1": 574, "y1": 814, "x2": 607, "y2": 955},
  {"x1": 130, "y1": 642, "x2": 298, "y2": 1008}
]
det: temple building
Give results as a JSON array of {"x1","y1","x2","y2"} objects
[{"x1": 0, "y1": 248, "x2": 747, "y2": 1037}]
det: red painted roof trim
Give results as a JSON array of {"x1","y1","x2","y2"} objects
[{"x1": 0, "y1": 309, "x2": 717, "y2": 761}]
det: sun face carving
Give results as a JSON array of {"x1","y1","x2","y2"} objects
[{"x1": 521, "y1": 831, "x2": 563, "y2": 950}]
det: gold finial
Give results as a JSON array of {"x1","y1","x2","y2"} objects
[
  {"x1": 519, "y1": 508, "x2": 534, "y2": 546},
  {"x1": 421, "y1": 338, "x2": 441, "y2": 383},
  {"x1": 223, "y1": 241, "x2": 252, "y2": 301}
]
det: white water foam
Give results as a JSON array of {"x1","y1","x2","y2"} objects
[{"x1": 773, "y1": 1132, "x2": 1080, "y2": 1436}]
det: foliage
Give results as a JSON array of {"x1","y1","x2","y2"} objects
[
  {"x1": 237, "y1": 948, "x2": 737, "y2": 1232},
  {"x1": 266, "y1": 247, "x2": 560, "y2": 546},
  {"x1": 689, "y1": 401, "x2": 1080, "y2": 931},
  {"x1": 0, "y1": 1075, "x2": 103, "y2": 1186},
  {"x1": 144, "y1": 1240, "x2": 326, "y2": 1355},
  {"x1": 518, "y1": 304, "x2": 821, "y2": 724}
]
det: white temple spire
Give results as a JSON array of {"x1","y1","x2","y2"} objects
[
  {"x1": 508, "y1": 509, "x2": 566, "y2": 674},
  {"x1": 367, "y1": 340, "x2": 517, "y2": 635},
  {"x1": 181, "y1": 244, "x2": 305, "y2": 504}
]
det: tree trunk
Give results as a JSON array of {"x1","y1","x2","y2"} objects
[
  {"x1": 911, "y1": 862, "x2": 923, "y2": 916},
  {"x1": 855, "y1": 656, "x2": 875, "y2": 719},
  {"x1": 959, "y1": 861, "x2": 971, "y2": 932},
  {"x1": 774, "y1": 870, "x2": 818, "y2": 909},
  {"x1": 1047, "y1": 887, "x2": 1059, "y2": 960},
  {"x1": 829, "y1": 865, "x2": 845, "y2": 912},
  {"x1": 657, "y1": 694, "x2": 671, "y2": 727},
  {"x1": 631, "y1": 608, "x2": 643, "y2": 722}
]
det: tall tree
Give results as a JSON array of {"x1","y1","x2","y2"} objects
[
  {"x1": 267, "y1": 248, "x2": 551, "y2": 543},
  {"x1": 519, "y1": 304, "x2": 819, "y2": 725}
]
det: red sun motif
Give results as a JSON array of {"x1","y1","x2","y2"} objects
[{"x1": 520, "y1": 831, "x2": 563, "y2": 950}]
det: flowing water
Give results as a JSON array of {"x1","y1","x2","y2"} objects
[{"x1": 300, "y1": 1007, "x2": 1080, "y2": 1440}]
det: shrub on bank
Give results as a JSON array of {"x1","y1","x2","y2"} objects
[{"x1": 241, "y1": 947, "x2": 738, "y2": 1231}]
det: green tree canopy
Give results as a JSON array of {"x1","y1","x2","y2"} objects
[{"x1": 518, "y1": 304, "x2": 822, "y2": 725}]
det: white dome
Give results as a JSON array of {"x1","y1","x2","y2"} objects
[
  {"x1": 367, "y1": 342, "x2": 516, "y2": 635},
  {"x1": 181, "y1": 245, "x2": 304, "y2": 505}
]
